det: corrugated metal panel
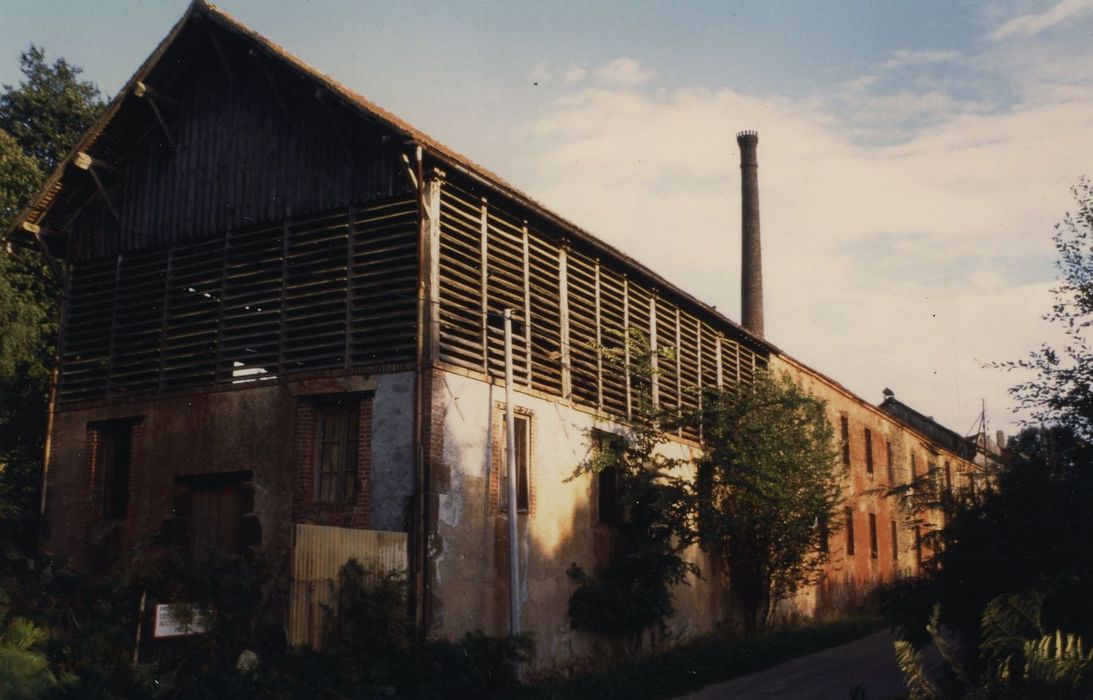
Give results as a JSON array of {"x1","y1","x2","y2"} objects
[{"x1": 288, "y1": 524, "x2": 407, "y2": 649}]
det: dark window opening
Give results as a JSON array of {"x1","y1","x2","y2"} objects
[
  {"x1": 886, "y1": 441, "x2": 895, "y2": 482},
  {"x1": 891, "y1": 520, "x2": 899, "y2": 560},
  {"x1": 840, "y1": 416, "x2": 850, "y2": 466},
  {"x1": 914, "y1": 526, "x2": 923, "y2": 566},
  {"x1": 868, "y1": 513, "x2": 878, "y2": 559},
  {"x1": 864, "y1": 429, "x2": 874, "y2": 475},
  {"x1": 594, "y1": 431, "x2": 624, "y2": 526},
  {"x1": 315, "y1": 402, "x2": 360, "y2": 503},
  {"x1": 944, "y1": 461, "x2": 953, "y2": 493},
  {"x1": 818, "y1": 516, "x2": 830, "y2": 554},
  {"x1": 845, "y1": 506, "x2": 856, "y2": 556},
  {"x1": 96, "y1": 421, "x2": 135, "y2": 520},
  {"x1": 502, "y1": 414, "x2": 530, "y2": 513}
]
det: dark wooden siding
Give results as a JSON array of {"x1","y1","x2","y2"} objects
[
  {"x1": 66, "y1": 27, "x2": 411, "y2": 261},
  {"x1": 60, "y1": 196, "x2": 417, "y2": 403}
]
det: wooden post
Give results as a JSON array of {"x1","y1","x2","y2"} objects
[
  {"x1": 479, "y1": 199, "x2": 489, "y2": 373},
  {"x1": 424, "y1": 179, "x2": 442, "y2": 365},
  {"x1": 558, "y1": 244, "x2": 571, "y2": 401},
  {"x1": 649, "y1": 292, "x2": 659, "y2": 409}
]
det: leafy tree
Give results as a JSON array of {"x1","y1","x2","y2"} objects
[
  {"x1": 0, "y1": 46, "x2": 102, "y2": 558},
  {"x1": 567, "y1": 329, "x2": 698, "y2": 651},
  {"x1": 696, "y1": 371, "x2": 842, "y2": 635},
  {"x1": 1004, "y1": 178, "x2": 1093, "y2": 441},
  {"x1": 0, "y1": 45, "x2": 103, "y2": 171}
]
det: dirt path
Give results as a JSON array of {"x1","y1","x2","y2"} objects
[{"x1": 676, "y1": 630, "x2": 909, "y2": 700}]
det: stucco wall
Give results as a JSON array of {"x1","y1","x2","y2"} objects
[{"x1": 425, "y1": 368, "x2": 721, "y2": 668}]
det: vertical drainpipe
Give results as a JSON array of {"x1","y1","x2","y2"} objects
[
  {"x1": 411, "y1": 143, "x2": 430, "y2": 636},
  {"x1": 737, "y1": 131, "x2": 763, "y2": 338}
]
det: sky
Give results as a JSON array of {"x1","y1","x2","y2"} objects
[{"x1": 3, "y1": 0, "x2": 1093, "y2": 437}]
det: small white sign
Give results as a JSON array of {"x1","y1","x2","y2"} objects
[{"x1": 153, "y1": 603, "x2": 211, "y2": 638}]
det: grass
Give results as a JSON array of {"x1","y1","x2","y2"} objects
[{"x1": 516, "y1": 615, "x2": 885, "y2": 700}]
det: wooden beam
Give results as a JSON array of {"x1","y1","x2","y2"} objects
[
  {"x1": 206, "y1": 24, "x2": 236, "y2": 84},
  {"x1": 259, "y1": 62, "x2": 289, "y2": 117},
  {"x1": 133, "y1": 81, "x2": 178, "y2": 108},
  {"x1": 314, "y1": 89, "x2": 354, "y2": 163},
  {"x1": 74, "y1": 153, "x2": 122, "y2": 224},
  {"x1": 33, "y1": 229, "x2": 68, "y2": 292},
  {"x1": 134, "y1": 83, "x2": 176, "y2": 149}
]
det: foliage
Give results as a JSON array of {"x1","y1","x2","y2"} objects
[
  {"x1": 0, "y1": 45, "x2": 104, "y2": 560},
  {"x1": 1001, "y1": 177, "x2": 1093, "y2": 441},
  {"x1": 0, "y1": 588, "x2": 72, "y2": 700},
  {"x1": 567, "y1": 329, "x2": 698, "y2": 647},
  {"x1": 896, "y1": 595, "x2": 1093, "y2": 700},
  {"x1": 696, "y1": 371, "x2": 842, "y2": 635},
  {"x1": 0, "y1": 45, "x2": 103, "y2": 172}
]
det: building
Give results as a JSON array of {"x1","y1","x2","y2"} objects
[{"x1": 4, "y1": 1, "x2": 980, "y2": 666}]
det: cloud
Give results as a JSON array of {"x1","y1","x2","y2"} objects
[
  {"x1": 595, "y1": 57, "x2": 654, "y2": 86},
  {"x1": 881, "y1": 49, "x2": 962, "y2": 69},
  {"x1": 991, "y1": 0, "x2": 1093, "y2": 40},
  {"x1": 563, "y1": 65, "x2": 587, "y2": 84},
  {"x1": 507, "y1": 49, "x2": 1093, "y2": 433},
  {"x1": 530, "y1": 61, "x2": 553, "y2": 84}
]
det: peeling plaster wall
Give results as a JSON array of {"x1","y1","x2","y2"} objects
[
  {"x1": 426, "y1": 369, "x2": 722, "y2": 669},
  {"x1": 43, "y1": 371, "x2": 416, "y2": 571},
  {"x1": 371, "y1": 372, "x2": 416, "y2": 531}
]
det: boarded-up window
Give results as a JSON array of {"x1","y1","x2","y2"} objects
[
  {"x1": 840, "y1": 416, "x2": 850, "y2": 466},
  {"x1": 864, "y1": 429, "x2": 874, "y2": 475},
  {"x1": 316, "y1": 403, "x2": 360, "y2": 503},
  {"x1": 869, "y1": 513, "x2": 878, "y2": 559},
  {"x1": 95, "y1": 421, "x2": 135, "y2": 520},
  {"x1": 845, "y1": 506, "x2": 856, "y2": 556}
]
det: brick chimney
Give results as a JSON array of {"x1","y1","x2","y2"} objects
[{"x1": 737, "y1": 130, "x2": 763, "y2": 337}]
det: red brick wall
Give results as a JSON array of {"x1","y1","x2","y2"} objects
[{"x1": 293, "y1": 396, "x2": 374, "y2": 529}]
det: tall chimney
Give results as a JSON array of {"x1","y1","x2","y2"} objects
[{"x1": 737, "y1": 130, "x2": 763, "y2": 337}]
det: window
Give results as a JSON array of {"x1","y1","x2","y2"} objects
[
  {"x1": 840, "y1": 416, "x2": 850, "y2": 466},
  {"x1": 868, "y1": 513, "x2": 878, "y2": 559},
  {"x1": 501, "y1": 414, "x2": 530, "y2": 513},
  {"x1": 914, "y1": 526, "x2": 923, "y2": 566},
  {"x1": 818, "y1": 516, "x2": 830, "y2": 554},
  {"x1": 845, "y1": 507, "x2": 855, "y2": 556},
  {"x1": 594, "y1": 432, "x2": 624, "y2": 526},
  {"x1": 315, "y1": 402, "x2": 360, "y2": 503},
  {"x1": 864, "y1": 429, "x2": 874, "y2": 475},
  {"x1": 886, "y1": 441, "x2": 895, "y2": 482},
  {"x1": 911, "y1": 452, "x2": 918, "y2": 478},
  {"x1": 891, "y1": 520, "x2": 899, "y2": 560},
  {"x1": 944, "y1": 461, "x2": 952, "y2": 493},
  {"x1": 96, "y1": 421, "x2": 135, "y2": 519}
]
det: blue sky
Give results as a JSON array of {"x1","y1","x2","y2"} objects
[{"x1": 4, "y1": 0, "x2": 1093, "y2": 436}]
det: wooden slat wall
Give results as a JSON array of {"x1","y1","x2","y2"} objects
[
  {"x1": 289, "y1": 524, "x2": 407, "y2": 649},
  {"x1": 59, "y1": 195, "x2": 417, "y2": 403},
  {"x1": 435, "y1": 183, "x2": 768, "y2": 429}
]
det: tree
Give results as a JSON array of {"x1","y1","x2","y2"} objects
[
  {"x1": 1004, "y1": 178, "x2": 1093, "y2": 441},
  {"x1": 696, "y1": 371, "x2": 842, "y2": 635},
  {"x1": 0, "y1": 45, "x2": 103, "y2": 172},
  {"x1": 567, "y1": 329, "x2": 698, "y2": 651},
  {"x1": 0, "y1": 46, "x2": 103, "y2": 558}
]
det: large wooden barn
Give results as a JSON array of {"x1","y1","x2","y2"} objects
[{"x1": 4, "y1": 1, "x2": 980, "y2": 665}]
